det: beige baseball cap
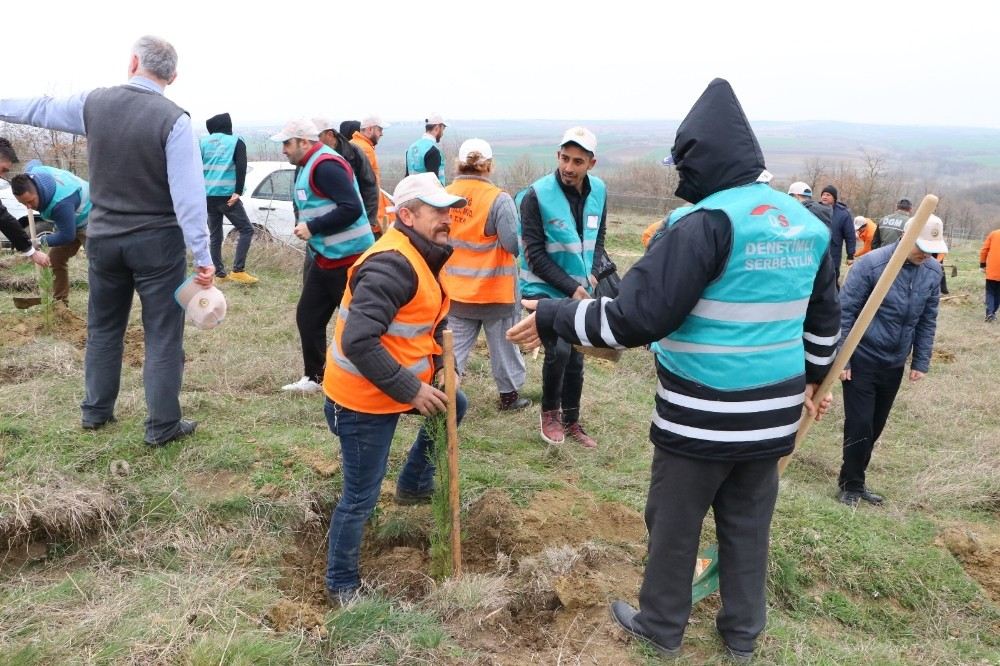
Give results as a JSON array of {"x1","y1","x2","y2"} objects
[
  {"x1": 175, "y1": 276, "x2": 227, "y2": 330},
  {"x1": 270, "y1": 118, "x2": 320, "y2": 142},
  {"x1": 425, "y1": 113, "x2": 447, "y2": 126},
  {"x1": 388, "y1": 173, "x2": 467, "y2": 213},
  {"x1": 560, "y1": 126, "x2": 597, "y2": 154},
  {"x1": 904, "y1": 214, "x2": 948, "y2": 254},
  {"x1": 361, "y1": 115, "x2": 389, "y2": 129}
]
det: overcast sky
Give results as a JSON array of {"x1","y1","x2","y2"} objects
[{"x1": 2, "y1": 0, "x2": 990, "y2": 131}]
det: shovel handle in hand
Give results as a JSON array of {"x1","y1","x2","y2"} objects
[
  {"x1": 26, "y1": 209, "x2": 42, "y2": 280},
  {"x1": 442, "y1": 330, "x2": 462, "y2": 577},
  {"x1": 777, "y1": 194, "x2": 939, "y2": 475}
]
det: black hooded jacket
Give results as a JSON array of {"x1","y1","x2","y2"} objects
[
  {"x1": 535, "y1": 79, "x2": 841, "y2": 461},
  {"x1": 205, "y1": 112, "x2": 247, "y2": 197}
]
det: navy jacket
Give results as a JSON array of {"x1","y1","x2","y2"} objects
[
  {"x1": 829, "y1": 201, "x2": 857, "y2": 267},
  {"x1": 840, "y1": 243, "x2": 940, "y2": 372}
]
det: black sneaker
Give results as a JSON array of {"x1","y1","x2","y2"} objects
[
  {"x1": 82, "y1": 416, "x2": 117, "y2": 430},
  {"x1": 394, "y1": 487, "x2": 433, "y2": 505},
  {"x1": 499, "y1": 391, "x2": 531, "y2": 411},
  {"x1": 860, "y1": 488, "x2": 884, "y2": 506},
  {"x1": 608, "y1": 600, "x2": 681, "y2": 658},
  {"x1": 144, "y1": 419, "x2": 198, "y2": 447},
  {"x1": 724, "y1": 644, "x2": 754, "y2": 664},
  {"x1": 837, "y1": 490, "x2": 862, "y2": 506}
]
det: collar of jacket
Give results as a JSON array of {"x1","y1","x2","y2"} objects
[
  {"x1": 553, "y1": 168, "x2": 591, "y2": 201},
  {"x1": 395, "y1": 221, "x2": 454, "y2": 275}
]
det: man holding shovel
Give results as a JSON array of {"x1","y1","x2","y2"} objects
[
  {"x1": 836, "y1": 215, "x2": 945, "y2": 506},
  {"x1": 0, "y1": 138, "x2": 49, "y2": 268},
  {"x1": 321, "y1": 173, "x2": 468, "y2": 607},
  {"x1": 508, "y1": 79, "x2": 840, "y2": 662}
]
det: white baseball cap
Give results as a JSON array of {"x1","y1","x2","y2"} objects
[
  {"x1": 425, "y1": 113, "x2": 447, "y2": 126},
  {"x1": 904, "y1": 214, "x2": 948, "y2": 254},
  {"x1": 854, "y1": 215, "x2": 869, "y2": 229},
  {"x1": 270, "y1": 118, "x2": 320, "y2": 142},
  {"x1": 458, "y1": 138, "x2": 493, "y2": 163},
  {"x1": 174, "y1": 276, "x2": 227, "y2": 330},
  {"x1": 389, "y1": 173, "x2": 467, "y2": 212},
  {"x1": 311, "y1": 116, "x2": 337, "y2": 132},
  {"x1": 361, "y1": 115, "x2": 389, "y2": 130},
  {"x1": 787, "y1": 181, "x2": 812, "y2": 197},
  {"x1": 560, "y1": 126, "x2": 597, "y2": 154}
]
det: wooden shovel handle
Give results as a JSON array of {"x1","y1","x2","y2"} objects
[
  {"x1": 442, "y1": 330, "x2": 462, "y2": 577},
  {"x1": 778, "y1": 194, "x2": 939, "y2": 475},
  {"x1": 26, "y1": 208, "x2": 42, "y2": 280}
]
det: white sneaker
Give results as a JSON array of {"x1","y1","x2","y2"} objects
[{"x1": 281, "y1": 376, "x2": 323, "y2": 394}]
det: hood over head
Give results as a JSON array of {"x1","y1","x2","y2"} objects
[
  {"x1": 206, "y1": 112, "x2": 233, "y2": 135},
  {"x1": 670, "y1": 78, "x2": 766, "y2": 204}
]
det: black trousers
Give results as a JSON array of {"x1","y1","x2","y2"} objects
[
  {"x1": 839, "y1": 362, "x2": 905, "y2": 492},
  {"x1": 296, "y1": 260, "x2": 349, "y2": 383},
  {"x1": 634, "y1": 447, "x2": 779, "y2": 653},
  {"x1": 540, "y1": 335, "x2": 584, "y2": 423}
]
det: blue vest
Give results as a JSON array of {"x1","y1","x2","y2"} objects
[
  {"x1": 199, "y1": 133, "x2": 239, "y2": 196},
  {"x1": 406, "y1": 137, "x2": 445, "y2": 184},
  {"x1": 516, "y1": 173, "x2": 606, "y2": 299},
  {"x1": 31, "y1": 165, "x2": 91, "y2": 228},
  {"x1": 651, "y1": 183, "x2": 830, "y2": 390},
  {"x1": 295, "y1": 145, "x2": 375, "y2": 260}
]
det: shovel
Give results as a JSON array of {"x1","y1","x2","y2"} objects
[
  {"x1": 692, "y1": 195, "x2": 940, "y2": 604},
  {"x1": 12, "y1": 209, "x2": 43, "y2": 309}
]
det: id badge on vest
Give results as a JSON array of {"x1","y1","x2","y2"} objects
[
  {"x1": 587, "y1": 215, "x2": 599, "y2": 230},
  {"x1": 296, "y1": 189, "x2": 308, "y2": 202}
]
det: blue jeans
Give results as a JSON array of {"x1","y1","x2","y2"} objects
[{"x1": 324, "y1": 390, "x2": 467, "y2": 594}]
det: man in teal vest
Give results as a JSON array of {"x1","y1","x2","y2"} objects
[
  {"x1": 270, "y1": 118, "x2": 375, "y2": 394},
  {"x1": 199, "y1": 112, "x2": 258, "y2": 284},
  {"x1": 405, "y1": 113, "x2": 447, "y2": 184},
  {"x1": 517, "y1": 127, "x2": 607, "y2": 449},
  {"x1": 11, "y1": 162, "x2": 91, "y2": 304},
  {"x1": 508, "y1": 80, "x2": 841, "y2": 662}
]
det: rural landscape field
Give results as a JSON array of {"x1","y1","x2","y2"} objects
[{"x1": 2, "y1": 187, "x2": 999, "y2": 663}]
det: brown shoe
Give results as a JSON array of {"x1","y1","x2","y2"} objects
[
  {"x1": 539, "y1": 409, "x2": 565, "y2": 445},
  {"x1": 565, "y1": 422, "x2": 597, "y2": 449}
]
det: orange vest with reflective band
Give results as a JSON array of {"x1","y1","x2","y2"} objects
[
  {"x1": 441, "y1": 178, "x2": 517, "y2": 304},
  {"x1": 323, "y1": 227, "x2": 450, "y2": 414},
  {"x1": 351, "y1": 131, "x2": 391, "y2": 227}
]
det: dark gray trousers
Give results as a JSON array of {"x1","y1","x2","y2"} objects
[
  {"x1": 82, "y1": 226, "x2": 187, "y2": 442},
  {"x1": 635, "y1": 447, "x2": 779, "y2": 653}
]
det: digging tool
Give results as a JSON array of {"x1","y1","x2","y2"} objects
[
  {"x1": 12, "y1": 209, "x2": 43, "y2": 309},
  {"x1": 691, "y1": 195, "x2": 940, "y2": 604},
  {"x1": 442, "y1": 330, "x2": 463, "y2": 578}
]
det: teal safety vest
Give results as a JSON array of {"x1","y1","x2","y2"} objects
[
  {"x1": 31, "y1": 165, "x2": 91, "y2": 228},
  {"x1": 516, "y1": 173, "x2": 606, "y2": 299},
  {"x1": 199, "y1": 133, "x2": 239, "y2": 196},
  {"x1": 295, "y1": 144, "x2": 375, "y2": 260},
  {"x1": 650, "y1": 183, "x2": 830, "y2": 390},
  {"x1": 406, "y1": 137, "x2": 445, "y2": 184}
]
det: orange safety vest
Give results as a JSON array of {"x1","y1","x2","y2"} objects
[
  {"x1": 855, "y1": 218, "x2": 877, "y2": 256},
  {"x1": 323, "y1": 226, "x2": 450, "y2": 414},
  {"x1": 981, "y1": 229, "x2": 1000, "y2": 281},
  {"x1": 441, "y1": 178, "x2": 517, "y2": 304},
  {"x1": 351, "y1": 131, "x2": 392, "y2": 229}
]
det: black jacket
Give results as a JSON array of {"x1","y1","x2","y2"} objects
[
  {"x1": 331, "y1": 132, "x2": 379, "y2": 226},
  {"x1": 0, "y1": 202, "x2": 31, "y2": 252},
  {"x1": 536, "y1": 78, "x2": 841, "y2": 461}
]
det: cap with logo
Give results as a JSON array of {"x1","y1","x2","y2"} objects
[
  {"x1": 560, "y1": 126, "x2": 597, "y2": 154},
  {"x1": 787, "y1": 181, "x2": 812, "y2": 197},
  {"x1": 904, "y1": 214, "x2": 948, "y2": 254},
  {"x1": 269, "y1": 118, "x2": 320, "y2": 142},
  {"x1": 174, "y1": 276, "x2": 227, "y2": 330},
  {"x1": 388, "y1": 173, "x2": 467, "y2": 213}
]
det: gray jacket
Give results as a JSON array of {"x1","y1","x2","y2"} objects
[{"x1": 840, "y1": 243, "x2": 941, "y2": 372}]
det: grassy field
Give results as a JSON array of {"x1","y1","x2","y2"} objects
[{"x1": 1, "y1": 212, "x2": 998, "y2": 665}]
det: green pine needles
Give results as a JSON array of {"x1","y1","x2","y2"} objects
[{"x1": 422, "y1": 411, "x2": 453, "y2": 580}]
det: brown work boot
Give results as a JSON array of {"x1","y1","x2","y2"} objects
[
  {"x1": 564, "y1": 422, "x2": 597, "y2": 449},
  {"x1": 539, "y1": 409, "x2": 565, "y2": 445}
]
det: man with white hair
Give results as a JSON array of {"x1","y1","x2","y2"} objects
[
  {"x1": 273, "y1": 119, "x2": 375, "y2": 394},
  {"x1": 0, "y1": 36, "x2": 213, "y2": 447},
  {"x1": 836, "y1": 214, "x2": 946, "y2": 506},
  {"x1": 406, "y1": 114, "x2": 447, "y2": 184}
]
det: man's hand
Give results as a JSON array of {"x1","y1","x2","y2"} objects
[
  {"x1": 194, "y1": 264, "x2": 215, "y2": 287},
  {"x1": 294, "y1": 223, "x2": 312, "y2": 241},
  {"x1": 507, "y1": 299, "x2": 541, "y2": 350},
  {"x1": 839, "y1": 368, "x2": 852, "y2": 382},
  {"x1": 846, "y1": 258, "x2": 855, "y2": 266},
  {"x1": 589, "y1": 274, "x2": 598, "y2": 289},
  {"x1": 29, "y1": 251, "x2": 50, "y2": 268},
  {"x1": 804, "y1": 382, "x2": 833, "y2": 422},
  {"x1": 411, "y1": 381, "x2": 447, "y2": 416},
  {"x1": 572, "y1": 286, "x2": 589, "y2": 300},
  {"x1": 226, "y1": 193, "x2": 241, "y2": 208},
  {"x1": 909, "y1": 369, "x2": 926, "y2": 382}
]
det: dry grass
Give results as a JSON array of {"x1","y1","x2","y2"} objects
[{"x1": 0, "y1": 476, "x2": 121, "y2": 550}]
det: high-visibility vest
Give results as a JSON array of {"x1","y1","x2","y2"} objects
[
  {"x1": 295, "y1": 144, "x2": 375, "y2": 260},
  {"x1": 651, "y1": 183, "x2": 830, "y2": 391},
  {"x1": 30, "y1": 165, "x2": 91, "y2": 228},
  {"x1": 323, "y1": 226, "x2": 450, "y2": 414},
  {"x1": 515, "y1": 173, "x2": 606, "y2": 299},
  {"x1": 406, "y1": 137, "x2": 445, "y2": 184},
  {"x1": 441, "y1": 178, "x2": 517, "y2": 304},
  {"x1": 199, "y1": 133, "x2": 239, "y2": 196},
  {"x1": 352, "y1": 131, "x2": 392, "y2": 232}
]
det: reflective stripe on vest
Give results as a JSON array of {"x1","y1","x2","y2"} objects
[
  {"x1": 651, "y1": 183, "x2": 831, "y2": 391},
  {"x1": 406, "y1": 137, "x2": 445, "y2": 184},
  {"x1": 323, "y1": 226, "x2": 450, "y2": 414},
  {"x1": 32, "y1": 165, "x2": 91, "y2": 228},
  {"x1": 199, "y1": 134, "x2": 239, "y2": 196},
  {"x1": 441, "y1": 178, "x2": 517, "y2": 304},
  {"x1": 516, "y1": 173, "x2": 605, "y2": 299},
  {"x1": 295, "y1": 144, "x2": 375, "y2": 260}
]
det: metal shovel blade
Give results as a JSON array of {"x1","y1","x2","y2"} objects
[
  {"x1": 13, "y1": 296, "x2": 42, "y2": 309},
  {"x1": 692, "y1": 544, "x2": 720, "y2": 603}
]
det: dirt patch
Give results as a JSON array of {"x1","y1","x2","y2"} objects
[
  {"x1": 939, "y1": 524, "x2": 1000, "y2": 602},
  {"x1": 185, "y1": 470, "x2": 250, "y2": 502},
  {"x1": 932, "y1": 348, "x2": 957, "y2": 363},
  {"x1": 264, "y1": 598, "x2": 328, "y2": 637},
  {"x1": 290, "y1": 448, "x2": 341, "y2": 478},
  {"x1": 0, "y1": 305, "x2": 144, "y2": 367}
]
